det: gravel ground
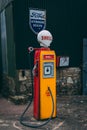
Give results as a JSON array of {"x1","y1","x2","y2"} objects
[{"x1": 0, "y1": 95, "x2": 87, "y2": 130}]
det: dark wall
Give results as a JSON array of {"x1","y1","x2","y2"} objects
[
  {"x1": 13, "y1": 0, "x2": 87, "y2": 69},
  {"x1": 0, "y1": 16, "x2": 2, "y2": 93},
  {"x1": 5, "y1": 3, "x2": 16, "y2": 77}
]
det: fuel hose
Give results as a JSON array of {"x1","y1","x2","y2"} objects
[{"x1": 20, "y1": 87, "x2": 54, "y2": 128}]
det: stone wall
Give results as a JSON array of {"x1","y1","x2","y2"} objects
[
  {"x1": 56, "y1": 67, "x2": 82, "y2": 95},
  {"x1": 16, "y1": 67, "x2": 82, "y2": 96},
  {"x1": 2, "y1": 70, "x2": 32, "y2": 103},
  {"x1": 2, "y1": 70, "x2": 32, "y2": 97},
  {"x1": 1, "y1": 67, "x2": 82, "y2": 103},
  {"x1": 2, "y1": 74, "x2": 16, "y2": 97}
]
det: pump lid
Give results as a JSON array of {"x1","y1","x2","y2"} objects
[{"x1": 37, "y1": 30, "x2": 53, "y2": 47}]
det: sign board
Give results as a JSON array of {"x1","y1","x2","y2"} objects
[
  {"x1": 29, "y1": 8, "x2": 46, "y2": 34},
  {"x1": 43, "y1": 55, "x2": 54, "y2": 60},
  {"x1": 56, "y1": 56, "x2": 69, "y2": 67},
  {"x1": 59, "y1": 57, "x2": 69, "y2": 67}
]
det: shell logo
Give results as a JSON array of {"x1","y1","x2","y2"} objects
[
  {"x1": 46, "y1": 90, "x2": 50, "y2": 96},
  {"x1": 41, "y1": 36, "x2": 52, "y2": 41}
]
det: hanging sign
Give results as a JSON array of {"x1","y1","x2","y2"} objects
[{"x1": 29, "y1": 8, "x2": 46, "y2": 34}]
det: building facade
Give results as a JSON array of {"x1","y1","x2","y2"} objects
[{"x1": 0, "y1": 0, "x2": 87, "y2": 99}]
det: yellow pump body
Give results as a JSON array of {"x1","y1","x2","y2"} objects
[{"x1": 34, "y1": 49, "x2": 56, "y2": 120}]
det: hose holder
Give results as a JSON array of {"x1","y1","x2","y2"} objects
[{"x1": 28, "y1": 47, "x2": 34, "y2": 53}]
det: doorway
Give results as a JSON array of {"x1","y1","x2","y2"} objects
[{"x1": 83, "y1": 38, "x2": 87, "y2": 95}]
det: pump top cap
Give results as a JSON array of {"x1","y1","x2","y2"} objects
[{"x1": 37, "y1": 30, "x2": 53, "y2": 47}]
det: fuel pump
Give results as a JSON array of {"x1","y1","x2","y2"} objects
[{"x1": 20, "y1": 30, "x2": 57, "y2": 128}]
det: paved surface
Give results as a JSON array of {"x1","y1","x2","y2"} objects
[{"x1": 0, "y1": 95, "x2": 87, "y2": 130}]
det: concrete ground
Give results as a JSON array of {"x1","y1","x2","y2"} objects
[{"x1": 0, "y1": 95, "x2": 87, "y2": 130}]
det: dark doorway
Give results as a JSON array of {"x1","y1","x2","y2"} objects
[{"x1": 83, "y1": 38, "x2": 87, "y2": 95}]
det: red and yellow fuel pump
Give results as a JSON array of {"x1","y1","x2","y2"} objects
[
  {"x1": 33, "y1": 47, "x2": 56, "y2": 120},
  {"x1": 20, "y1": 30, "x2": 57, "y2": 128}
]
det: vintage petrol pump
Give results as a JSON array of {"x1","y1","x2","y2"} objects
[
  {"x1": 33, "y1": 30, "x2": 56, "y2": 120},
  {"x1": 20, "y1": 30, "x2": 56, "y2": 128}
]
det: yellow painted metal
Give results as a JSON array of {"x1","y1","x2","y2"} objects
[{"x1": 39, "y1": 50, "x2": 56, "y2": 119}]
